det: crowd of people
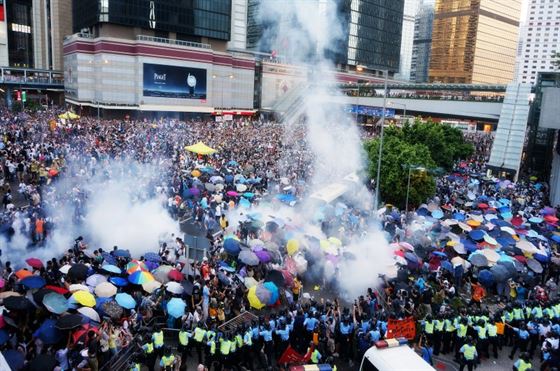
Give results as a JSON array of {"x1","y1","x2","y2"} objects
[{"x1": 0, "y1": 107, "x2": 559, "y2": 371}]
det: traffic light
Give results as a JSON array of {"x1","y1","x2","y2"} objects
[
  {"x1": 22, "y1": 91, "x2": 26, "y2": 102},
  {"x1": 15, "y1": 90, "x2": 21, "y2": 101}
]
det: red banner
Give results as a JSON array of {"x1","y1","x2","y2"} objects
[
  {"x1": 278, "y1": 345, "x2": 311, "y2": 365},
  {"x1": 386, "y1": 316, "x2": 416, "y2": 340}
]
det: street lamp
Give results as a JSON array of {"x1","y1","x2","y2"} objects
[
  {"x1": 403, "y1": 164, "x2": 426, "y2": 213},
  {"x1": 388, "y1": 101, "x2": 407, "y2": 123},
  {"x1": 374, "y1": 70, "x2": 389, "y2": 210}
]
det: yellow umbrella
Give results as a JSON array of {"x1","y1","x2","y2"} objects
[
  {"x1": 247, "y1": 286, "x2": 265, "y2": 309},
  {"x1": 185, "y1": 142, "x2": 217, "y2": 155},
  {"x1": 286, "y1": 239, "x2": 299, "y2": 256},
  {"x1": 466, "y1": 219, "x2": 481, "y2": 227},
  {"x1": 72, "y1": 290, "x2": 96, "y2": 307},
  {"x1": 191, "y1": 169, "x2": 202, "y2": 177},
  {"x1": 58, "y1": 111, "x2": 80, "y2": 120},
  {"x1": 328, "y1": 237, "x2": 342, "y2": 246}
]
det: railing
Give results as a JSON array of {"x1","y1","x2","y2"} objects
[
  {"x1": 0, "y1": 67, "x2": 64, "y2": 86},
  {"x1": 137, "y1": 35, "x2": 212, "y2": 50}
]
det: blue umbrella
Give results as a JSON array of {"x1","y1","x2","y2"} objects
[
  {"x1": 551, "y1": 235, "x2": 560, "y2": 243},
  {"x1": 0, "y1": 329, "x2": 9, "y2": 345},
  {"x1": 497, "y1": 237, "x2": 515, "y2": 247},
  {"x1": 432, "y1": 251, "x2": 447, "y2": 258},
  {"x1": 102, "y1": 264, "x2": 122, "y2": 274},
  {"x1": 441, "y1": 260, "x2": 453, "y2": 273},
  {"x1": 113, "y1": 250, "x2": 131, "y2": 258},
  {"x1": 2, "y1": 349, "x2": 24, "y2": 370},
  {"x1": 144, "y1": 252, "x2": 161, "y2": 262},
  {"x1": 276, "y1": 194, "x2": 296, "y2": 204},
  {"x1": 478, "y1": 269, "x2": 494, "y2": 286},
  {"x1": 219, "y1": 261, "x2": 236, "y2": 272},
  {"x1": 499, "y1": 198, "x2": 511, "y2": 205},
  {"x1": 115, "y1": 293, "x2": 136, "y2": 309},
  {"x1": 416, "y1": 207, "x2": 429, "y2": 217},
  {"x1": 43, "y1": 292, "x2": 69, "y2": 314},
  {"x1": 101, "y1": 252, "x2": 117, "y2": 265},
  {"x1": 228, "y1": 160, "x2": 238, "y2": 166},
  {"x1": 96, "y1": 296, "x2": 112, "y2": 310},
  {"x1": 494, "y1": 219, "x2": 513, "y2": 227},
  {"x1": 34, "y1": 319, "x2": 63, "y2": 345},
  {"x1": 167, "y1": 298, "x2": 186, "y2": 318},
  {"x1": 263, "y1": 281, "x2": 279, "y2": 305},
  {"x1": 534, "y1": 253, "x2": 550, "y2": 263},
  {"x1": 223, "y1": 238, "x2": 241, "y2": 255},
  {"x1": 453, "y1": 212, "x2": 466, "y2": 221},
  {"x1": 529, "y1": 217, "x2": 543, "y2": 224},
  {"x1": 243, "y1": 192, "x2": 255, "y2": 199},
  {"x1": 462, "y1": 239, "x2": 478, "y2": 252},
  {"x1": 225, "y1": 175, "x2": 234, "y2": 183},
  {"x1": 431, "y1": 210, "x2": 444, "y2": 219},
  {"x1": 405, "y1": 252, "x2": 419, "y2": 264},
  {"x1": 239, "y1": 197, "x2": 251, "y2": 209},
  {"x1": 109, "y1": 277, "x2": 128, "y2": 287},
  {"x1": 21, "y1": 276, "x2": 46, "y2": 289},
  {"x1": 469, "y1": 230, "x2": 485, "y2": 241}
]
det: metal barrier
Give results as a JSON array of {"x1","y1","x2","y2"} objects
[{"x1": 137, "y1": 35, "x2": 211, "y2": 50}]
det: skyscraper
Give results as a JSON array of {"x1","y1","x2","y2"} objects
[
  {"x1": 429, "y1": 0, "x2": 522, "y2": 84},
  {"x1": 516, "y1": 0, "x2": 560, "y2": 85},
  {"x1": 397, "y1": 0, "x2": 421, "y2": 81},
  {"x1": 410, "y1": 0, "x2": 434, "y2": 83}
]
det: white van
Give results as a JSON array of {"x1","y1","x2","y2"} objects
[{"x1": 359, "y1": 339, "x2": 436, "y2": 371}]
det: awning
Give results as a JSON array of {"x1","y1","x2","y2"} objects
[{"x1": 185, "y1": 142, "x2": 217, "y2": 155}]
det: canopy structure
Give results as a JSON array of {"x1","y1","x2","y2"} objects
[
  {"x1": 58, "y1": 112, "x2": 80, "y2": 120},
  {"x1": 185, "y1": 142, "x2": 217, "y2": 155}
]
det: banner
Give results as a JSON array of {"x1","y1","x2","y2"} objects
[
  {"x1": 143, "y1": 63, "x2": 207, "y2": 99},
  {"x1": 278, "y1": 345, "x2": 310, "y2": 365},
  {"x1": 345, "y1": 105, "x2": 395, "y2": 118},
  {"x1": 386, "y1": 316, "x2": 416, "y2": 340}
]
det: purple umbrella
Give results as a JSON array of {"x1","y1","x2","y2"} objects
[
  {"x1": 255, "y1": 250, "x2": 272, "y2": 263},
  {"x1": 189, "y1": 187, "x2": 201, "y2": 197}
]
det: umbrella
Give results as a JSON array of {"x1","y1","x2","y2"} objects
[
  {"x1": 2, "y1": 349, "x2": 24, "y2": 370},
  {"x1": 77, "y1": 307, "x2": 101, "y2": 322},
  {"x1": 255, "y1": 249, "x2": 272, "y2": 263},
  {"x1": 68, "y1": 264, "x2": 89, "y2": 281},
  {"x1": 224, "y1": 238, "x2": 241, "y2": 255},
  {"x1": 453, "y1": 243, "x2": 466, "y2": 254},
  {"x1": 101, "y1": 264, "x2": 122, "y2": 275},
  {"x1": 469, "y1": 253, "x2": 488, "y2": 267},
  {"x1": 142, "y1": 280, "x2": 162, "y2": 294},
  {"x1": 404, "y1": 252, "x2": 419, "y2": 264},
  {"x1": 102, "y1": 300, "x2": 123, "y2": 319},
  {"x1": 43, "y1": 292, "x2": 69, "y2": 314},
  {"x1": 14, "y1": 269, "x2": 32, "y2": 280},
  {"x1": 244, "y1": 277, "x2": 258, "y2": 288},
  {"x1": 109, "y1": 277, "x2": 129, "y2": 287},
  {"x1": 469, "y1": 230, "x2": 485, "y2": 241},
  {"x1": 113, "y1": 249, "x2": 131, "y2": 258},
  {"x1": 481, "y1": 249, "x2": 500, "y2": 265},
  {"x1": 101, "y1": 252, "x2": 117, "y2": 265},
  {"x1": 247, "y1": 286, "x2": 265, "y2": 309},
  {"x1": 478, "y1": 269, "x2": 494, "y2": 286},
  {"x1": 144, "y1": 252, "x2": 161, "y2": 262},
  {"x1": 126, "y1": 260, "x2": 148, "y2": 274},
  {"x1": 55, "y1": 314, "x2": 83, "y2": 330},
  {"x1": 86, "y1": 274, "x2": 107, "y2": 287},
  {"x1": 529, "y1": 217, "x2": 544, "y2": 224},
  {"x1": 3, "y1": 296, "x2": 33, "y2": 311},
  {"x1": 527, "y1": 258, "x2": 543, "y2": 273},
  {"x1": 69, "y1": 284, "x2": 90, "y2": 293},
  {"x1": 263, "y1": 281, "x2": 279, "y2": 305},
  {"x1": 490, "y1": 264, "x2": 510, "y2": 282},
  {"x1": 35, "y1": 319, "x2": 63, "y2": 345},
  {"x1": 517, "y1": 239, "x2": 540, "y2": 254},
  {"x1": 168, "y1": 269, "x2": 183, "y2": 282},
  {"x1": 185, "y1": 141, "x2": 217, "y2": 155},
  {"x1": 153, "y1": 266, "x2": 173, "y2": 284},
  {"x1": 72, "y1": 291, "x2": 96, "y2": 307},
  {"x1": 467, "y1": 219, "x2": 481, "y2": 228},
  {"x1": 441, "y1": 260, "x2": 454, "y2": 273},
  {"x1": 26, "y1": 353, "x2": 57, "y2": 371},
  {"x1": 0, "y1": 291, "x2": 20, "y2": 300},
  {"x1": 21, "y1": 276, "x2": 46, "y2": 289},
  {"x1": 167, "y1": 298, "x2": 186, "y2": 318},
  {"x1": 239, "y1": 250, "x2": 260, "y2": 266},
  {"x1": 432, "y1": 251, "x2": 447, "y2": 258},
  {"x1": 58, "y1": 264, "x2": 72, "y2": 275},
  {"x1": 25, "y1": 258, "x2": 44, "y2": 269},
  {"x1": 115, "y1": 293, "x2": 136, "y2": 309},
  {"x1": 399, "y1": 242, "x2": 415, "y2": 251},
  {"x1": 33, "y1": 288, "x2": 52, "y2": 306},
  {"x1": 265, "y1": 270, "x2": 285, "y2": 288},
  {"x1": 128, "y1": 270, "x2": 155, "y2": 285},
  {"x1": 94, "y1": 282, "x2": 117, "y2": 298},
  {"x1": 165, "y1": 281, "x2": 184, "y2": 295}
]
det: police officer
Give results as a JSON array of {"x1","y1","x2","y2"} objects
[
  {"x1": 454, "y1": 317, "x2": 468, "y2": 361},
  {"x1": 513, "y1": 352, "x2": 532, "y2": 371},
  {"x1": 486, "y1": 317, "x2": 499, "y2": 359},
  {"x1": 473, "y1": 319, "x2": 488, "y2": 359},
  {"x1": 443, "y1": 313, "x2": 456, "y2": 354},
  {"x1": 192, "y1": 324, "x2": 207, "y2": 365},
  {"x1": 177, "y1": 324, "x2": 191, "y2": 368},
  {"x1": 141, "y1": 335, "x2": 156, "y2": 371},
  {"x1": 159, "y1": 347, "x2": 176, "y2": 371},
  {"x1": 459, "y1": 336, "x2": 478, "y2": 371},
  {"x1": 219, "y1": 332, "x2": 232, "y2": 369},
  {"x1": 423, "y1": 315, "x2": 435, "y2": 351},
  {"x1": 433, "y1": 314, "x2": 445, "y2": 355},
  {"x1": 508, "y1": 322, "x2": 530, "y2": 359},
  {"x1": 151, "y1": 327, "x2": 165, "y2": 358}
]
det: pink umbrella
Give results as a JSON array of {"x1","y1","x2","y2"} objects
[
  {"x1": 227, "y1": 191, "x2": 239, "y2": 197},
  {"x1": 399, "y1": 242, "x2": 415, "y2": 251}
]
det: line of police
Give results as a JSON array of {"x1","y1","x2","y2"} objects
[{"x1": 421, "y1": 300, "x2": 560, "y2": 370}]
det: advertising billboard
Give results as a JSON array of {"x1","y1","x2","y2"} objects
[{"x1": 143, "y1": 63, "x2": 207, "y2": 99}]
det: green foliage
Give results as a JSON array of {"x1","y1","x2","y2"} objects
[{"x1": 365, "y1": 135, "x2": 436, "y2": 209}]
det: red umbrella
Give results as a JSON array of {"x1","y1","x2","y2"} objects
[
  {"x1": 478, "y1": 203, "x2": 489, "y2": 209},
  {"x1": 511, "y1": 216, "x2": 524, "y2": 227},
  {"x1": 545, "y1": 215, "x2": 559, "y2": 224},
  {"x1": 394, "y1": 250, "x2": 405, "y2": 257},
  {"x1": 168, "y1": 269, "x2": 184, "y2": 282},
  {"x1": 72, "y1": 324, "x2": 98, "y2": 344},
  {"x1": 44, "y1": 285, "x2": 69, "y2": 295},
  {"x1": 25, "y1": 258, "x2": 44, "y2": 270},
  {"x1": 514, "y1": 255, "x2": 527, "y2": 264},
  {"x1": 48, "y1": 169, "x2": 59, "y2": 177}
]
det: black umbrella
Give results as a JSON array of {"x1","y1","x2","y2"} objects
[
  {"x1": 3, "y1": 296, "x2": 34, "y2": 311},
  {"x1": 181, "y1": 280, "x2": 194, "y2": 296},
  {"x1": 55, "y1": 314, "x2": 83, "y2": 330},
  {"x1": 527, "y1": 258, "x2": 543, "y2": 273},
  {"x1": 497, "y1": 260, "x2": 518, "y2": 278},
  {"x1": 490, "y1": 264, "x2": 510, "y2": 282},
  {"x1": 265, "y1": 270, "x2": 285, "y2": 288},
  {"x1": 25, "y1": 353, "x2": 57, "y2": 371},
  {"x1": 102, "y1": 300, "x2": 123, "y2": 319},
  {"x1": 68, "y1": 264, "x2": 88, "y2": 281},
  {"x1": 32, "y1": 288, "x2": 52, "y2": 305}
]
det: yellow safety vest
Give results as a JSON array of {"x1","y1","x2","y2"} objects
[
  {"x1": 153, "y1": 332, "x2": 164, "y2": 348},
  {"x1": 310, "y1": 349, "x2": 321, "y2": 363},
  {"x1": 462, "y1": 345, "x2": 476, "y2": 360},
  {"x1": 487, "y1": 324, "x2": 497, "y2": 337},
  {"x1": 424, "y1": 321, "x2": 434, "y2": 334},
  {"x1": 457, "y1": 325, "x2": 468, "y2": 338},
  {"x1": 130, "y1": 363, "x2": 141, "y2": 371},
  {"x1": 445, "y1": 320, "x2": 455, "y2": 332},
  {"x1": 513, "y1": 308, "x2": 523, "y2": 320},
  {"x1": 220, "y1": 340, "x2": 231, "y2": 355},
  {"x1": 230, "y1": 339, "x2": 237, "y2": 353},
  {"x1": 435, "y1": 320, "x2": 444, "y2": 332},
  {"x1": 533, "y1": 307, "x2": 543, "y2": 318},
  {"x1": 235, "y1": 334, "x2": 243, "y2": 348},
  {"x1": 194, "y1": 327, "x2": 206, "y2": 342},
  {"x1": 517, "y1": 360, "x2": 532, "y2": 371},
  {"x1": 208, "y1": 340, "x2": 216, "y2": 355},
  {"x1": 477, "y1": 326, "x2": 487, "y2": 339},
  {"x1": 179, "y1": 331, "x2": 189, "y2": 346},
  {"x1": 161, "y1": 355, "x2": 175, "y2": 367},
  {"x1": 143, "y1": 342, "x2": 154, "y2": 354}
]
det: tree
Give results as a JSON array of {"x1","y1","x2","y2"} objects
[{"x1": 365, "y1": 135, "x2": 437, "y2": 209}]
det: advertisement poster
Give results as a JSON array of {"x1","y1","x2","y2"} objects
[{"x1": 143, "y1": 63, "x2": 207, "y2": 99}]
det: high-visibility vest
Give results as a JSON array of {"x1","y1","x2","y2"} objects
[
  {"x1": 208, "y1": 340, "x2": 216, "y2": 355},
  {"x1": 194, "y1": 327, "x2": 206, "y2": 342},
  {"x1": 424, "y1": 321, "x2": 434, "y2": 334},
  {"x1": 496, "y1": 322, "x2": 505, "y2": 335},
  {"x1": 206, "y1": 330, "x2": 216, "y2": 342},
  {"x1": 130, "y1": 363, "x2": 141, "y2": 371},
  {"x1": 544, "y1": 308, "x2": 554, "y2": 318},
  {"x1": 462, "y1": 345, "x2": 476, "y2": 360},
  {"x1": 310, "y1": 349, "x2": 321, "y2": 363},
  {"x1": 525, "y1": 307, "x2": 532, "y2": 318},
  {"x1": 161, "y1": 355, "x2": 175, "y2": 367},
  {"x1": 179, "y1": 331, "x2": 189, "y2": 346},
  {"x1": 554, "y1": 304, "x2": 560, "y2": 317},
  {"x1": 504, "y1": 311, "x2": 513, "y2": 322},
  {"x1": 513, "y1": 308, "x2": 524, "y2": 320},
  {"x1": 457, "y1": 325, "x2": 468, "y2": 338},
  {"x1": 220, "y1": 340, "x2": 231, "y2": 355},
  {"x1": 435, "y1": 320, "x2": 444, "y2": 332},
  {"x1": 517, "y1": 360, "x2": 532, "y2": 371},
  {"x1": 235, "y1": 334, "x2": 243, "y2": 348},
  {"x1": 445, "y1": 320, "x2": 455, "y2": 332},
  {"x1": 487, "y1": 324, "x2": 497, "y2": 337},
  {"x1": 477, "y1": 326, "x2": 487, "y2": 339},
  {"x1": 143, "y1": 342, "x2": 154, "y2": 354},
  {"x1": 533, "y1": 307, "x2": 543, "y2": 319},
  {"x1": 153, "y1": 331, "x2": 164, "y2": 348}
]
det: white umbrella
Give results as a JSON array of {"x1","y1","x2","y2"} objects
[
  {"x1": 59, "y1": 264, "x2": 72, "y2": 274},
  {"x1": 501, "y1": 227, "x2": 517, "y2": 235},
  {"x1": 94, "y1": 282, "x2": 117, "y2": 298},
  {"x1": 244, "y1": 277, "x2": 258, "y2": 288},
  {"x1": 153, "y1": 265, "x2": 172, "y2": 284},
  {"x1": 517, "y1": 239, "x2": 539, "y2": 254},
  {"x1": 165, "y1": 281, "x2": 184, "y2": 295},
  {"x1": 69, "y1": 284, "x2": 90, "y2": 293},
  {"x1": 78, "y1": 307, "x2": 101, "y2": 322},
  {"x1": 86, "y1": 274, "x2": 107, "y2": 287},
  {"x1": 142, "y1": 280, "x2": 162, "y2": 294},
  {"x1": 236, "y1": 184, "x2": 248, "y2": 192}
]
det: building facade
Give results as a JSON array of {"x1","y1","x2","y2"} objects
[
  {"x1": 410, "y1": 0, "x2": 434, "y2": 83},
  {"x1": 397, "y1": 0, "x2": 420, "y2": 81},
  {"x1": 228, "y1": 0, "x2": 247, "y2": 51},
  {"x1": 429, "y1": 0, "x2": 522, "y2": 84},
  {"x1": 516, "y1": 0, "x2": 560, "y2": 85}
]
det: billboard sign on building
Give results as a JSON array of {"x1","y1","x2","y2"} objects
[{"x1": 143, "y1": 63, "x2": 207, "y2": 99}]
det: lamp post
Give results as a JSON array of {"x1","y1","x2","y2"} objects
[
  {"x1": 388, "y1": 101, "x2": 407, "y2": 123},
  {"x1": 403, "y1": 164, "x2": 426, "y2": 213},
  {"x1": 374, "y1": 70, "x2": 389, "y2": 210}
]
